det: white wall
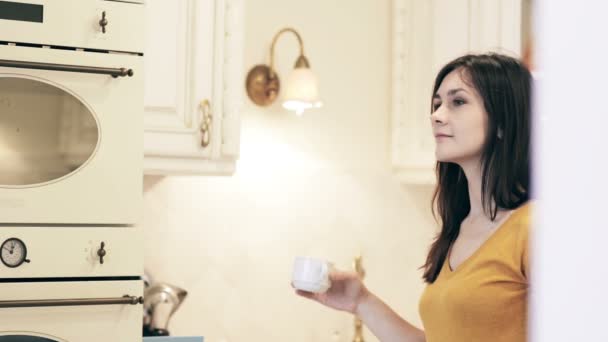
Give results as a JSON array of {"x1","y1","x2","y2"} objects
[
  {"x1": 143, "y1": 1, "x2": 436, "y2": 341},
  {"x1": 531, "y1": 0, "x2": 608, "y2": 341}
]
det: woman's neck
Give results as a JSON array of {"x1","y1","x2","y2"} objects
[{"x1": 459, "y1": 159, "x2": 488, "y2": 218}]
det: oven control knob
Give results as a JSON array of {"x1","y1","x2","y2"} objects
[
  {"x1": 97, "y1": 241, "x2": 106, "y2": 264},
  {"x1": 99, "y1": 11, "x2": 108, "y2": 34}
]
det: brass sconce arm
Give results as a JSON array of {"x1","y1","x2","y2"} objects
[
  {"x1": 245, "y1": 27, "x2": 321, "y2": 114},
  {"x1": 268, "y1": 28, "x2": 310, "y2": 78},
  {"x1": 246, "y1": 27, "x2": 319, "y2": 111}
]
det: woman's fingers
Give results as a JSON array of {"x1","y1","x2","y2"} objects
[
  {"x1": 295, "y1": 289, "x2": 318, "y2": 300},
  {"x1": 329, "y1": 270, "x2": 357, "y2": 282}
]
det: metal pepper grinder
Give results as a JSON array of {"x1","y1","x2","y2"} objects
[{"x1": 353, "y1": 255, "x2": 365, "y2": 342}]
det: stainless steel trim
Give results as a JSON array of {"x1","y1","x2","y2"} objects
[
  {"x1": 0, "y1": 59, "x2": 134, "y2": 77},
  {"x1": 0, "y1": 295, "x2": 143, "y2": 308}
]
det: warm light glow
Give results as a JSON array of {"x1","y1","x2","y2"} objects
[{"x1": 281, "y1": 68, "x2": 322, "y2": 115}]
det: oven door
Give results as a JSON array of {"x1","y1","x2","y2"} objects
[
  {"x1": 0, "y1": 44, "x2": 142, "y2": 225},
  {"x1": 0, "y1": 280, "x2": 143, "y2": 342}
]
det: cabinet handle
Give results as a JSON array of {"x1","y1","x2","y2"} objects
[{"x1": 200, "y1": 100, "x2": 212, "y2": 148}]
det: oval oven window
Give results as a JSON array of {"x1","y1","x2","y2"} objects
[{"x1": 0, "y1": 77, "x2": 99, "y2": 187}]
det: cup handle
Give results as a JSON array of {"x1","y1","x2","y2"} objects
[
  {"x1": 321, "y1": 262, "x2": 329, "y2": 277},
  {"x1": 319, "y1": 262, "x2": 333, "y2": 292},
  {"x1": 322, "y1": 262, "x2": 334, "y2": 282}
]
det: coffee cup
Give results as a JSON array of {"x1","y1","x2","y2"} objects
[{"x1": 292, "y1": 256, "x2": 333, "y2": 293}]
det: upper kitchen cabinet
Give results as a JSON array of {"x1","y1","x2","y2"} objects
[
  {"x1": 391, "y1": 0, "x2": 525, "y2": 184},
  {"x1": 143, "y1": 0, "x2": 243, "y2": 175}
]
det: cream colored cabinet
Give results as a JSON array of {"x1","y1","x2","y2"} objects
[
  {"x1": 391, "y1": 0, "x2": 523, "y2": 184},
  {"x1": 143, "y1": 0, "x2": 243, "y2": 175}
]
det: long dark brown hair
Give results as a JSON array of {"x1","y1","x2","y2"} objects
[{"x1": 421, "y1": 53, "x2": 531, "y2": 283}]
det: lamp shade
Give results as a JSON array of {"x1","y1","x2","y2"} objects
[{"x1": 281, "y1": 67, "x2": 322, "y2": 115}]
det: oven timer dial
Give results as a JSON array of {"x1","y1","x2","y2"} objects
[{"x1": 1, "y1": 238, "x2": 30, "y2": 268}]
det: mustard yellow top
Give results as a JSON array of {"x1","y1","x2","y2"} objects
[{"x1": 419, "y1": 202, "x2": 530, "y2": 342}]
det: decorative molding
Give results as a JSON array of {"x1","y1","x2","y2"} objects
[
  {"x1": 468, "y1": 0, "x2": 522, "y2": 56},
  {"x1": 216, "y1": 0, "x2": 243, "y2": 158},
  {"x1": 391, "y1": 0, "x2": 436, "y2": 185},
  {"x1": 391, "y1": 0, "x2": 407, "y2": 169},
  {"x1": 391, "y1": 0, "x2": 522, "y2": 185},
  {"x1": 144, "y1": 156, "x2": 235, "y2": 176}
]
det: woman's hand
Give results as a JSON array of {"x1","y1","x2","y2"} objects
[
  {"x1": 293, "y1": 270, "x2": 369, "y2": 314},
  {"x1": 294, "y1": 269, "x2": 426, "y2": 342}
]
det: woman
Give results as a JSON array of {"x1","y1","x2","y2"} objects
[{"x1": 295, "y1": 53, "x2": 532, "y2": 342}]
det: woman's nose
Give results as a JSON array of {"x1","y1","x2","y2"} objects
[{"x1": 431, "y1": 107, "x2": 447, "y2": 124}]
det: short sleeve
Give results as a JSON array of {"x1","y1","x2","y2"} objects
[
  {"x1": 522, "y1": 228, "x2": 529, "y2": 280},
  {"x1": 518, "y1": 205, "x2": 532, "y2": 280}
]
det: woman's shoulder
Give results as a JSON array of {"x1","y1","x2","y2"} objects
[
  {"x1": 503, "y1": 201, "x2": 533, "y2": 249},
  {"x1": 510, "y1": 200, "x2": 534, "y2": 225},
  {"x1": 511, "y1": 201, "x2": 533, "y2": 279},
  {"x1": 499, "y1": 200, "x2": 533, "y2": 242}
]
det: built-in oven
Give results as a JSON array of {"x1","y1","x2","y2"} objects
[
  {"x1": 0, "y1": 227, "x2": 143, "y2": 341},
  {"x1": 0, "y1": 280, "x2": 143, "y2": 342},
  {"x1": 0, "y1": 1, "x2": 145, "y2": 340},
  {"x1": 0, "y1": 0, "x2": 144, "y2": 225}
]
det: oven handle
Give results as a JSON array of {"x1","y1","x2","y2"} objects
[
  {"x1": 0, "y1": 59, "x2": 134, "y2": 78},
  {"x1": 0, "y1": 295, "x2": 143, "y2": 308}
]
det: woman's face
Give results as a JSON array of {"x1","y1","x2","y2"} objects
[{"x1": 431, "y1": 68, "x2": 488, "y2": 165}]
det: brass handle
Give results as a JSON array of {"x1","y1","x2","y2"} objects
[
  {"x1": 97, "y1": 241, "x2": 106, "y2": 264},
  {"x1": 99, "y1": 11, "x2": 108, "y2": 34},
  {"x1": 200, "y1": 100, "x2": 212, "y2": 148},
  {"x1": 0, "y1": 295, "x2": 143, "y2": 308}
]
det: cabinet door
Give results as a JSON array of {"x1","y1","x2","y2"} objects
[
  {"x1": 391, "y1": 0, "x2": 522, "y2": 184},
  {"x1": 143, "y1": 0, "x2": 243, "y2": 175}
]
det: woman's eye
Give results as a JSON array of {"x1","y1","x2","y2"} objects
[
  {"x1": 453, "y1": 98, "x2": 466, "y2": 106},
  {"x1": 432, "y1": 102, "x2": 441, "y2": 111}
]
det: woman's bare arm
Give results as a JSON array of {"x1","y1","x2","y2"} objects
[{"x1": 355, "y1": 291, "x2": 425, "y2": 342}]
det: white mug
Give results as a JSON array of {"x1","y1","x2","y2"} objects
[{"x1": 292, "y1": 256, "x2": 333, "y2": 293}]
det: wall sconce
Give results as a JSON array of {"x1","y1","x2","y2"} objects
[{"x1": 246, "y1": 27, "x2": 322, "y2": 115}]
